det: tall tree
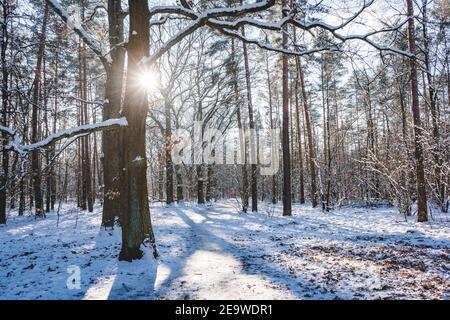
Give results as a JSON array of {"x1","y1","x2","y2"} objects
[
  {"x1": 30, "y1": 4, "x2": 49, "y2": 216},
  {"x1": 265, "y1": 49, "x2": 277, "y2": 204},
  {"x1": 406, "y1": 0, "x2": 428, "y2": 222},
  {"x1": 231, "y1": 39, "x2": 249, "y2": 212},
  {"x1": 0, "y1": 1, "x2": 11, "y2": 224},
  {"x1": 241, "y1": 28, "x2": 257, "y2": 212},
  {"x1": 119, "y1": 0, "x2": 157, "y2": 260},
  {"x1": 281, "y1": 0, "x2": 292, "y2": 216},
  {"x1": 102, "y1": 0, "x2": 126, "y2": 227},
  {"x1": 164, "y1": 94, "x2": 174, "y2": 205}
]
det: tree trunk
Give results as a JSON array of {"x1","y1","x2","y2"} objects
[
  {"x1": 406, "y1": 0, "x2": 428, "y2": 222},
  {"x1": 206, "y1": 165, "x2": 214, "y2": 202},
  {"x1": 231, "y1": 39, "x2": 248, "y2": 212},
  {"x1": 175, "y1": 164, "x2": 184, "y2": 202},
  {"x1": 297, "y1": 59, "x2": 317, "y2": 207},
  {"x1": 50, "y1": 43, "x2": 59, "y2": 211},
  {"x1": 79, "y1": 9, "x2": 93, "y2": 213},
  {"x1": 241, "y1": 28, "x2": 257, "y2": 212},
  {"x1": 102, "y1": 0, "x2": 126, "y2": 227},
  {"x1": 281, "y1": 0, "x2": 292, "y2": 216},
  {"x1": 0, "y1": 3, "x2": 10, "y2": 224},
  {"x1": 266, "y1": 47, "x2": 278, "y2": 204},
  {"x1": 165, "y1": 97, "x2": 174, "y2": 205},
  {"x1": 30, "y1": 4, "x2": 49, "y2": 216},
  {"x1": 119, "y1": 0, "x2": 156, "y2": 261},
  {"x1": 265, "y1": 49, "x2": 277, "y2": 204},
  {"x1": 422, "y1": 0, "x2": 444, "y2": 211},
  {"x1": 293, "y1": 34, "x2": 305, "y2": 204}
]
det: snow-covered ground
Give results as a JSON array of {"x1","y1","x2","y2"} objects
[{"x1": 0, "y1": 200, "x2": 449, "y2": 300}]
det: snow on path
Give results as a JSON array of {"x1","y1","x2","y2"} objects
[
  {"x1": 152, "y1": 204, "x2": 296, "y2": 299},
  {"x1": 152, "y1": 201, "x2": 450, "y2": 300}
]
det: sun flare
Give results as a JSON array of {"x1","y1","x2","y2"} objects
[{"x1": 137, "y1": 70, "x2": 158, "y2": 92}]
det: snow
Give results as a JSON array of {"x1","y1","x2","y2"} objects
[
  {"x1": 6, "y1": 118, "x2": 127, "y2": 154},
  {"x1": 0, "y1": 125, "x2": 15, "y2": 137},
  {"x1": 0, "y1": 200, "x2": 449, "y2": 300},
  {"x1": 132, "y1": 156, "x2": 145, "y2": 162}
]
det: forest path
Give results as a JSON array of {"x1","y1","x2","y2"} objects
[
  {"x1": 151, "y1": 201, "x2": 450, "y2": 300},
  {"x1": 152, "y1": 203, "x2": 297, "y2": 299}
]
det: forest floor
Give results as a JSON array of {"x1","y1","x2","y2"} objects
[{"x1": 0, "y1": 200, "x2": 449, "y2": 300}]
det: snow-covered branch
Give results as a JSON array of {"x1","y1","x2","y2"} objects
[
  {"x1": 0, "y1": 125, "x2": 15, "y2": 138},
  {"x1": 150, "y1": 0, "x2": 276, "y2": 20},
  {"x1": 2, "y1": 118, "x2": 128, "y2": 155},
  {"x1": 146, "y1": 0, "x2": 414, "y2": 65},
  {"x1": 215, "y1": 27, "x2": 336, "y2": 57}
]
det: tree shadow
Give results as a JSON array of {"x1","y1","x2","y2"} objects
[
  {"x1": 152, "y1": 205, "x2": 335, "y2": 299},
  {"x1": 152, "y1": 202, "x2": 450, "y2": 299}
]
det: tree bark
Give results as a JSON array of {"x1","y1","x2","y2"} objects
[
  {"x1": 241, "y1": 28, "x2": 257, "y2": 212},
  {"x1": 406, "y1": 0, "x2": 428, "y2": 222},
  {"x1": 30, "y1": 4, "x2": 49, "y2": 216},
  {"x1": 119, "y1": 0, "x2": 157, "y2": 261},
  {"x1": 265, "y1": 50, "x2": 277, "y2": 204},
  {"x1": 422, "y1": 0, "x2": 444, "y2": 211},
  {"x1": 293, "y1": 33, "x2": 305, "y2": 204},
  {"x1": 281, "y1": 0, "x2": 292, "y2": 216},
  {"x1": 102, "y1": 0, "x2": 125, "y2": 227},
  {"x1": 175, "y1": 164, "x2": 184, "y2": 202},
  {"x1": 165, "y1": 96, "x2": 174, "y2": 205},
  {"x1": 231, "y1": 39, "x2": 249, "y2": 212},
  {"x1": 0, "y1": 2, "x2": 10, "y2": 224}
]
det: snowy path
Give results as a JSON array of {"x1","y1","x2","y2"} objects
[
  {"x1": 153, "y1": 204, "x2": 297, "y2": 299},
  {"x1": 152, "y1": 202, "x2": 449, "y2": 300},
  {"x1": 0, "y1": 201, "x2": 449, "y2": 299}
]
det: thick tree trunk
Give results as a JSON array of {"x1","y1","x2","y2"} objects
[
  {"x1": 102, "y1": 0, "x2": 125, "y2": 227},
  {"x1": 119, "y1": 0, "x2": 156, "y2": 261},
  {"x1": 407, "y1": 0, "x2": 428, "y2": 222}
]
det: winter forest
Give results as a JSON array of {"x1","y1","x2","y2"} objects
[{"x1": 0, "y1": 0, "x2": 449, "y2": 301}]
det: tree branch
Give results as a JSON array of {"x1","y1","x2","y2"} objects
[{"x1": 2, "y1": 118, "x2": 128, "y2": 154}]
